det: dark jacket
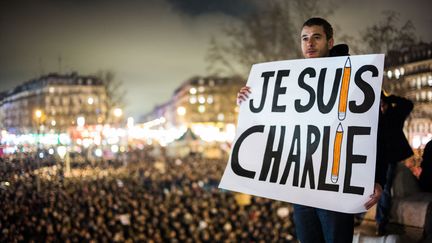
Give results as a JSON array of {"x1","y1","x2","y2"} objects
[
  {"x1": 419, "y1": 140, "x2": 432, "y2": 192},
  {"x1": 376, "y1": 95, "x2": 414, "y2": 186},
  {"x1": 379, "y1": 95, "x2": 414, "y2": 163}
]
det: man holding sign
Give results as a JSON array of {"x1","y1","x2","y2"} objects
[{"x1": 220, "y1": 17, "x2": 385, "y2": 243}]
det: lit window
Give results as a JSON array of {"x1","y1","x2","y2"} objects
[
  {"x1": 387, "y1": 70, "x2": 392, "y2": 79},
  {"x1": 189, "y1": 87, "x2": 197, "y2": 95},
  {"x1": 400, "y1": 67, "x2": 405, "y2": 75},
  {"x1": 198, "y1": 95, "x2": 206, "y2": 104},
  {"x1": 177, "y1": 106, "x2": 186, "y2": 116},
  {"x1": 207, "y1": 95, "x2": 214, "y2": 104},
  {"x1": 189, "y1": 96, "x2": 197, "y2": 104},
  {"x1": 198, "y1": 105, "x2": 206, "y2": 113},
  {"x1": 395, "y1": 69, "x2": 400, "y2": 79}
]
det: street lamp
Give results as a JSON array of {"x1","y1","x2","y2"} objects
[
  {"x1": 34, "y1": 109, "x2": 44, "y2": 149},
  {"x1": 35, "y1": 110, "x2": 42, "y2": 119},
  {"x1": 113, "y1": 108, "x2": 123, "y2": 118},
  {"x1": 34, "y1": 109, "x2": 43, "y2": 192},
  {"x1": 57, "y1": 145, "x2": 69, "y2": 180},
  {"x1": 77, "y1": 116, "x2": 85, "y2": 128},
  {"x1": 177, "y1": 106, "x2": 186, "y2": 116}
]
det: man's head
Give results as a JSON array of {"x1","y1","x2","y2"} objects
[{"x1": 301, "y1": 17, "x2": 334, "y2": 58}]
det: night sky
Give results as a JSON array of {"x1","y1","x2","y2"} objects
[{"x1": 1, "y1": 0, "x2": 431, "y2": 119}]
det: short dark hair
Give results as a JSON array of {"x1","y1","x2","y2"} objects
[{"x1": 302, "y1": 17, "x2": 333, "y2": 40}]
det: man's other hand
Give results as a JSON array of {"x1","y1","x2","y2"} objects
[
  {"x1": 237, "y1": 86, "x2": 251, "y2": 105},
  {"x1": 364, "y1": 183, "x2": 383, "y2": 210}
]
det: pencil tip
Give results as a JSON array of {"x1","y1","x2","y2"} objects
[{"x1": 345, "y1": 57, "x2": 351, "y2": 67}]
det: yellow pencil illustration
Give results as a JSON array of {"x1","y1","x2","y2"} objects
[
  {"x1": 338, "y1": 57, "x2": 351, "y2": 121},
  {"x1": 331, "y1": 123, "x2": 343, "y2": 183}
]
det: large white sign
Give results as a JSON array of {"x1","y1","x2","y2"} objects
[{"x1": 219, "y1": 54, "x2": 385, "y2": 213}]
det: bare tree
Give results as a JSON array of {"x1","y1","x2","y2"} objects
[
  {"x1": 362, "y1": 11, "x2": 417, "y2": 54},
  {"x1": 95, "y1": 70, "x2": 127, "y2": 123},
  {"x1": 206, "y1": 0, "x2": 335, "y2": 77}
]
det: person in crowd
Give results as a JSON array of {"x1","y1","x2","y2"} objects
[
  {"x1": 419, "y1": 139, "x2": 432, "y2": 192},
  {"x1": 237, "y1": 17, "x2": 384, "y2": 243},
  {"x1": 0, "y1": 148, "x2": 296, "y2": 242},
  {"x1": 375, "y1": 92, "x2": 414, "y2": 235}
]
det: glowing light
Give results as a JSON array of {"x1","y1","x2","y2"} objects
[
  {"x1": 387, "y1": 70, "x2": 392, "y2": 79},
  {"x1": 113, "y1": 108, "x2": 123, "y2": 117},
  {"x1": 111, "y1": 145, "x2": 119, "y2": 153},
  {"x1": 189, "y1": 87, "x2": 197, "y2": 94},
  {"x1": 48, "y1": 148, "x2": 55, "y2": 155},
  {"x1": 177, "y1": 106, "x2": 186, "y2": 116},
  {"x1": 94, "y1": 135, "x2": 102, "y2": 145},
  {"x1": 51, "y1": 120, "x2": 56, "y2": 126},
  {"x1": 87, "y1": 97, "x2": 94, "y2": 105},
  {"x1": 198, "y1": 95, "x2": 206, "y2": 104},
  {"x1": 40, "y1": 134, "x2": 60, "y2": 145},
  {"x1": 412, "y1": 136, "x2": 421, "y2": 149},
  {"x1": 395, "y1": 69, "x2": 400, "y2": 79},
  {"x1": 217, "y1": 113, "x2": 224, "y2": 121},
  {"x1": 77, "y1": 116, "x2": 85, "y2": 127},
  {"x1": 127, "y1": 117, "x2": 134, "y2": 128},
  {"x1": 189, "y1": 96, "x2": 197, "y2": 104},
  {"x1": 198, "y1": 86, "x2": 205, "y2": 92},
  {"x1": 207, "y1": 95, "x2": 214, "y2": 104},
  {"x1": 142, "y1": 117, "x2": 166, "y2": 129},
  {"x1": 225, "y1": 124, "x2": 236, "y2": 142},
  {"x1": 198, "y1": 105, "x2": 206, "y2": 113},
  {"x1": 39, "y1": 152, "x2": 44, "y2": 159},
  {"x1": 94, "y1": 148, "x2": 103, "y2": 157},
  {"x1": 35, "y1": 110, "x2": 42, "y2": 118},
  {"x1": 57, "y1": 146, "x2": 67, "y2": 159},
  {"x1": 107, "y1": 137, "x2": 120, "y2": 145}
]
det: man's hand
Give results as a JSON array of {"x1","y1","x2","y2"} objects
[
  {"x1": 237, "y1": 86, "x2": 251, "y2": 105},
  {"x1": 364, "y1": 183, "x2": 383, "y2": 210}
]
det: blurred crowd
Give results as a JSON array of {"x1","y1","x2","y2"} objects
[{"x1": 0, "y1": 149, "x2": 296, "y2": 242}]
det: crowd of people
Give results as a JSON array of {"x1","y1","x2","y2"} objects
[{"x1": 0, "y1": 149, "x2": 296, "y2": 242}]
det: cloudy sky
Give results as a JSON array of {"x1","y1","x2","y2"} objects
[{"x1": 1, "y1": 0, "x2": 431, "y2": 119}]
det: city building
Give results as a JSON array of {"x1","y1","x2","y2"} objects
[
  {"x1": 383, "y1": 42, "x2": 432, "y2": 148},
  {"x1": 0, "y1": 72, "x2": 108, "y2": 134},
  {"x1": 140, "y1": 75, "x2": 245, "y2": 142}
]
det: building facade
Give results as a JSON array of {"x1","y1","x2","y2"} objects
[
  {"x1": 141, "y1": 75, "x2": 245, "y2": 131},
  {"x1": 383, "y1": 42, "x2": 432, "y2": 148},
  {"x1": 0, "y1": 73, "x2": 108, "y2": 134}
]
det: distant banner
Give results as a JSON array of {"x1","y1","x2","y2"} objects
[{"x1": 219, "y1": 54, "x2": 385, "y2": 213}]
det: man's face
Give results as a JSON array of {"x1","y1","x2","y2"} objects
[{"x1": 301, "y1": 25, "x2": 334, "y2": 59}]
